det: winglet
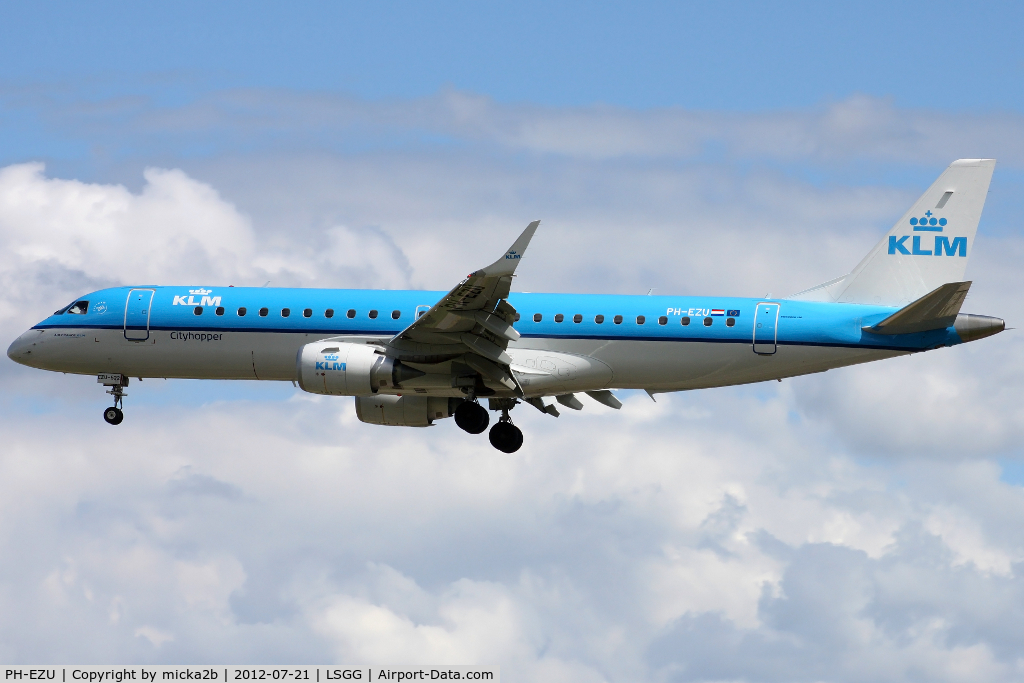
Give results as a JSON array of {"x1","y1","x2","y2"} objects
[{"x1": 479, "y1": 220, "x2": 540, "y2": 277}]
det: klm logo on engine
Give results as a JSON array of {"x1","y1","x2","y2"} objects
[
  {"x1": 172, "y1": 288, "x2": 223, "y2": 306},
  {"x1": 317, "y1": 354, "x2": 346, "y2": 371},
  {"x1": 888, "y1": 211, "x2": 966, "y2": 257}
]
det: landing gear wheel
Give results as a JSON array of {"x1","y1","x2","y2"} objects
[
  {"x1": 454, "y1": 401, "x2": 489, "y2": 434},
  {"x1": 489, "y1": 421, "x2": 523, "y2": 453},
  {"x1": 103, "y1": 406, "x2": 124, "y2": 425}
]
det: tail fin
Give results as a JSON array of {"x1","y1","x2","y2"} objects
[{"x1": 791, "y1": 159, "x2": 996, "y2": 306}]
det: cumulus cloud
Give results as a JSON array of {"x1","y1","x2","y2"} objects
[{"x1": 1, "y1": 90, "x2": 1023, "y2": 681}]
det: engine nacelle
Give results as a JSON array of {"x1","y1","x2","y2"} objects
[
  {"x1": 297, "y1": 341, "x2": 431, "y2": 396},
  {"x1": 296, "y1": 341, "x2": 381, "y2": 395},
  {"x1": 355, "y1": 394, "x2": 458, "y2": 427}
]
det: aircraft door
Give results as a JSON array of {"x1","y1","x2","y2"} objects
[
  {"x1": 753, "y1": 302, "x2": 780, "y2": 355},
  {"x1": 124, "y1": 289, "x2": 155, "y2": 341}
]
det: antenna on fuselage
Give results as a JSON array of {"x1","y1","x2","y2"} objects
[{"x1": 263, "y1": 281, "x2": 271, "y2": 287}]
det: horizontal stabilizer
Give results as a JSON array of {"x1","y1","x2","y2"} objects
[{"x1": 865, "y1": 281, "x2": 970, "y2": 335}]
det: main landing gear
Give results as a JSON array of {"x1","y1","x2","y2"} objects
[
  {"x1": 455, "y1": 398, "x2": 523, "y2": 453},
  {"x1": 454, "y1": 400, "x2": 489, "y2": 434},
  {"x1": 488, "y1": 413, "x2": 523, "y2": 453},
  {"x1": 100, "y1": 374, "x2": 128, "y2": 425}
]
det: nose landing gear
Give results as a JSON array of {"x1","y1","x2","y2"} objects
[{"x1": 99, "y1": 374, "x2": 128, "y2": 425}]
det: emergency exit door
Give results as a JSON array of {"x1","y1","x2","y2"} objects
[{"x1": 753, "y1": 302, "x2": 780, "y2": 355}]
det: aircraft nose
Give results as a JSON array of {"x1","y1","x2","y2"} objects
[{"x1": 7, "y1": 329, "x2": 41, "y2": 366}]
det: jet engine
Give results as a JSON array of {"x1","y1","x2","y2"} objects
[
  {"x1": 355, "y1": 394, "x2": 459, "y2": 427},
  {"x1": 296, "y1": 341, "x2": 426, "y2": 396}
]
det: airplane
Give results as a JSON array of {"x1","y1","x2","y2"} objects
[{"x1": 7, "y1": 159, "x2": 1005, "y2": 453}]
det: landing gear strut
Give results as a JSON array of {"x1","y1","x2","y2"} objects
[{"x1": 100, "y1": 374, "x2": 128, "y2": 425}]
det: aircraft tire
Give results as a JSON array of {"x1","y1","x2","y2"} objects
[
  {"x1": 454, "y1": 401, "x2": 489, "y2": 434},
  {"x1": 488, "y1": 421, "x2": 523, "y2": 453},
  {"x1": 103, "y1": 407, "x2": 123, "y2": 425}
]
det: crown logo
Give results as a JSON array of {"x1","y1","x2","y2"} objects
[
  {"x1": 910, "y1": 210, "x2": 946, "y2": 232},
  {"x1": 188, "y1": 288, "x2": 212, "y2": 295}
]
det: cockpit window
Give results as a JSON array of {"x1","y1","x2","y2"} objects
[{"x1": 66, "y1": 301, "x2": 89, "y2": 315}]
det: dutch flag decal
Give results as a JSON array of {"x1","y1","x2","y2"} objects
[{"x1": 711, "y1": 309, "x2": 725, "y2": 316}]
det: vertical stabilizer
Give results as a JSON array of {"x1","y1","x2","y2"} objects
[{"x1": 792, "y1": 159, "x2": 995, "y2": 306}]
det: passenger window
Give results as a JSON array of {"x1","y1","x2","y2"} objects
[
  {"x1": 369, "y1": 310, "x2": 379, "y2": 319},
  {"x1": 326, "y1": 309, "x2": 335, "y2": 318},
  {"x1": 533, "y1": 313, "x2": 542, "y2": 322},
  {"x1": 237, "y1": 307, "x2": 247, "y2": 317},
  {"x1": 216, "y1": 307, "x2": 225, "y2": 316},
  {"x1": 67, "y1": 301, "x2": 89, "y2": 315},
  {"x1": 613, "y1": 315, "x2": 623, "y2": 324},
  {"x1": 391, "y1": 310, "x2": 401, "y2": 319},
  {"x1": 555, "y1": 314, "x2": 564, "y2": 323},
  {"x1": 259, "y1": 307, "x2": 269, "y2": 317},
  {"x1": 281, "y1": 308, "x2": 291, "y2": 317},
  {"x1": 726, "y1": 317, "x2": 735, "y2": 327},
  {"x1": 636, "y1": 315, "x2": 645, "y2": 325},
  {"x1": 346, "y1": 309, "x2": 355, "y2": 318},
  {"x1": 514, "y1": 313, "x2": 521, "y2": 322},
  {"x1": 194, "y1": 306, "x2": 203, "y2": 315},
  {"x1": 303, "y1": 308, "x2": 312, "y2": 318},
  {"x1": 595, "y1": 315, "x2": 605, "y2": 324},
  {"x1": 704, "y1": 317, "x2": 713, "y2": 326},
  {"x1": 573, "y1": 314, "x2": 582, "y2": 323},
  {"x1": 681, "y1": 316, "x2": 690, "y2": 326},
  {"x1": 658, "y1": 316, "x2": 667, "y2": 325}
]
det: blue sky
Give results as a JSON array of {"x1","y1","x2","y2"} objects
[
  {"x1": 3, "y1": 3, "x2": 1024, "y2": 680},
  {"x1": 4, "y1": 2, "x2": 1024, "y2": 109}
]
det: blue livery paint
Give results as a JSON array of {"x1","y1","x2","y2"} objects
[{"x1": 32, "y1": 285, "x2": 963, "y2": 352}]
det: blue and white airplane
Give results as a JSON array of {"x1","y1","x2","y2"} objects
[{"x1": 7, "y1": 160, "x2": 1005, "y2": 452}]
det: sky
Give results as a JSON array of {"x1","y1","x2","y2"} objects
[{"x1": 2, "y1": 2, "x2": 1024, "y2": 681}]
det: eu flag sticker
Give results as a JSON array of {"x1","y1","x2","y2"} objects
[{"x1": 726, "y1": 309, "x2": 740, "y2": 317}]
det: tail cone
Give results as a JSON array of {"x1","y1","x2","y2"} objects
[{"x1": 954, "y1": 314, "x2": 1005, "y2": 343}]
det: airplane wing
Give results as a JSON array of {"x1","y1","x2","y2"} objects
[{"x1": 383, "y1": 221, "x2": 540, "y2": 394}]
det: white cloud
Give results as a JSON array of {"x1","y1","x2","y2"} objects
[{"x1": 1, "y1": 91, "x2": 1024, "y2": 680}]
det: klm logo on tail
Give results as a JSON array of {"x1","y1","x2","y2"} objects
[{"x1": 888, "y1": 211, "x2": 966, "y2": 257}]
